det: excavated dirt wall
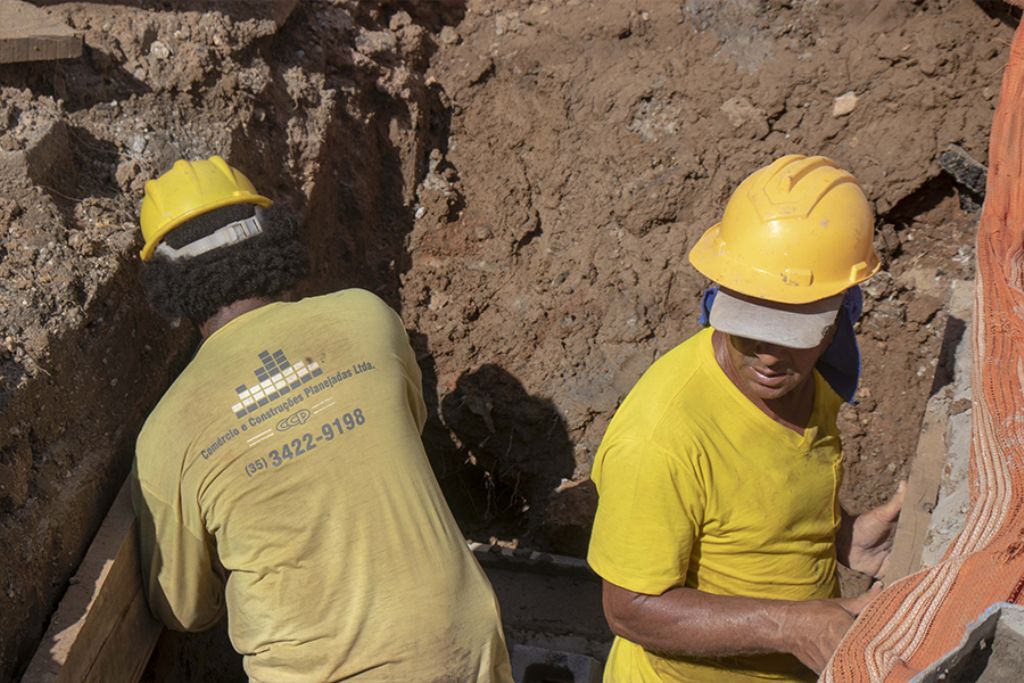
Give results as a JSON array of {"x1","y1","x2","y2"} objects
[
  {"x1": 402, "y1": 0, "x2": 1018, "y2": 552},
  {"x1": 0, "y1": 0, "x2": 1020, "y2": 679}
]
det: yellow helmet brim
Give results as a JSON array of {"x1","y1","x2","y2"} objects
[{"x1": 139, "y1": 193, "x2": 272, "y2": 261}]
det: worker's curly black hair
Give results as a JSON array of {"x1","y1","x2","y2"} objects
[{"x1": 140, "y1": 202, "x2": 308, "y2": 324}]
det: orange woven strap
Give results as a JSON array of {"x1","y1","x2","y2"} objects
[{"x1": 823, "y1": 22, "x2": 1024, "y2": 683}]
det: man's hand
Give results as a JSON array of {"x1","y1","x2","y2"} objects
[
  {"x1": 781, "y1": 583, "x2": 881, "y2": 674},
  {"x1": 837, "y1": 481, "x2": 906, "y2": 578}
]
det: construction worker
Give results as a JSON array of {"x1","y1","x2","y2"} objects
[
  {"x1": 130, "y1": 156, "x2": 513, "y2": 682},
  {"x1": 587, "y1": 155, "x2": 906, "y2": 682}
]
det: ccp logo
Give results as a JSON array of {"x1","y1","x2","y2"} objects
[{"x1": 276, "y1": 409, "x2": 311, "y2": 432}]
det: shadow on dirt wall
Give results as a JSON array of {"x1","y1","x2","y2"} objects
[
  {"x1": 45, "y1": 126, "x2": 123, "y2": 229},
  {"x1": 0, "y1": 275, "x2": 195, "y2": 681},
  {"x1": 434, "y1": 361, "x2": 584, "y2": 554},
  {"x1": 929, "y1": 314, "x2": 968, "y2": 397},
  {"x1": 226, "y1": 0, "x2": 457, "y2": 310},
  {"x1": 975, "y1": 0, "x2": 1024, "y2": 27},
  {"x1": 0, "y1": 51, "x2": 150, "y2": 115}
]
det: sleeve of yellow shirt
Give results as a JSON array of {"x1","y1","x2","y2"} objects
[
  {"x1": 587, "y1": 438, "x2": 707, "y2": 596},
  {"x1": 131, "y1": 461, "x2": 225, "y2": 632},
  {"x1": 395, "y1": 319, "x2": 427, "y2": 433}
]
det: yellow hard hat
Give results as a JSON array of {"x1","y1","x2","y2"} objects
[
  {"x1": 138, "y1": 156, "x2": 272, "y2": 261},
  {"x1": 688, "y1": 155, "x2": 880, "y2": 304}
]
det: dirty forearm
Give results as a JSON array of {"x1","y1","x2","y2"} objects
[{"x1": 602, "y1": 581, "x2": 797, "y2": 658}]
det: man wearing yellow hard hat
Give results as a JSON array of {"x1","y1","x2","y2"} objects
[
  {"x1": 587, "y1": 156, "x2": 906, "y2": 682},
  {"x1": 131, "y1": 156, "x2": 513, "y2": 682}
]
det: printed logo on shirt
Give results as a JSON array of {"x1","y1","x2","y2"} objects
[
  {"x1": 198, "y1": 349, "x2": 379, "y2": 462},
  {"x1": 276, "y1": 409, "x2": 312, "y2": 432},
  {"x1": 231, "y1": 349, "x2": 323, "y2": 418}
]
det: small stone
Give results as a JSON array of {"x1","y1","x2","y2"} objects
[
  {"x1": 720, "y1": 96, "x2": 760, "y2": 127},
  {"x1": 129, "y1": 134, "x2": 147, "y2": 154},
  {"x1": 906, "y1": 294, "x2": 942, "y2": 325},
  {"x1": 951, "y1": 398, "x2": 972, "y2": 415},
  {"x1": 982, "y1": 86, "x2": 995, "y2": 101},
  {"x1": 428, "y1": 291, "x2": 450, "y2": 311},
  {"x1": 149, "y1": 40, "x2": 171, "y2": 60},
  {"x1": 355, "y1": 30, "x2": 398, "y2": 56},
  {"x1": 440, "y1": 26, "x2": 461, "y2": 46},
  {"x1": 465, "y1": 57, "x2": 494, "y2": 86},
  {"x1": 388, "y1": 11, "x2": 412, "y2": 31},
  {"x1": 474, "y1": 223, "x2": 493, "y2": 240},
  {"x1": 832, "y1": 91, "x2": 859, "y2": 117},
  {"x1": 115, "y1": 159, "x2": 142, "y2": 191},
  {"x1": 719, "y1": 97, "x2": 768, "y2": 138}
]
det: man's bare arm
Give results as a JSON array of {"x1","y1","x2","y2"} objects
[{"x1": 602, "y1": 579, "x2": 880, "y2": 674}]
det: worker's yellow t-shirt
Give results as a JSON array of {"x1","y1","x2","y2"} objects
[
  {"x1": 587, "y1": 328, "x2": 844, "y2": 683},
  {"x1": 132, "y1": 289, "x2": 512, "y2": 683}
]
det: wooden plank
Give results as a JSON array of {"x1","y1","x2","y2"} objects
[
  {"x1": 21, "y1": 482, "x2": 162, "y2": 683},
  {"x1": 883, "y1": 394, "x2": 948, "y2": 583},
  {"x1": 81, "y1": 589, "x2": 162, "y2": 683},
  {"x1": 0, "y1": 0, "x2": 81, "y2": 65}
]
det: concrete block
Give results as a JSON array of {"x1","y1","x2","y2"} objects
[
  {"x1": 911, "y1": 604, "x2": 1024, "y2": 682},
  {"x1": 921, "y1": 280, "x2": 975, "y2": 568}
]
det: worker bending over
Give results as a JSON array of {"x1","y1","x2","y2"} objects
[
  {"x1": 130, "y1": 156, "x2": 512, "y2": 682},
  {"x1": 588, "y1": 155, "x2": 906, "y2": 682}
]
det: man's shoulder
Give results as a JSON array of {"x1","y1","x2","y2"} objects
[
  {"x1": 305, "y1": 288, "x2": 397, "y2": 318},
  {"x1": 622, "y1": 329, "x2": 718, "y2": 414},
  {"x1": 288, "y1": 288, "x2": 408, "y2": 340},
  {"x1": 602, "y1": 329, "x2": 720, "y2": 451}
]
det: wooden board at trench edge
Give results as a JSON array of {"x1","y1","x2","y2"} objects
[
  {"x1": 21, "y1": 483, "x2": 163, "y2": 683},
  {"x1": 0, "y1": 0, "x2": 80, "y2": 64}
]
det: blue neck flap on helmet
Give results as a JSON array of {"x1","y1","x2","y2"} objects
[{"x1": 699, "y1": 285, "x2": 863, "y2": 404}]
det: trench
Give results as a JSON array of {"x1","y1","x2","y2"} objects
[{"x1": 3, "y1": 1, "x2": 1018, "y2": 680}]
